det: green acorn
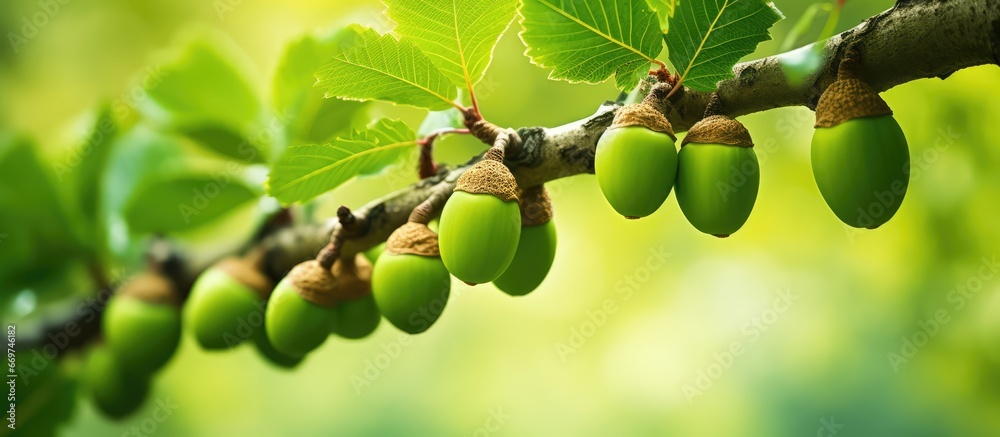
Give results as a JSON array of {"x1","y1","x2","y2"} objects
[
  {"x1": 184, "y1": 256, "x2": 272, "y2": 350},
  {"x1": 103, "y1": 272, "x2": 181, "y2": 375},
  {"x1": 595, "y1": 101, "x2": 678, "y2": 219},
  {"x1": 329, "y1": 254, "x2": 381, "y2": 339},
  {"x1": 676, "y1": 110, "x2": 759, "y2": 237},
  {"x1": 264, "y1": 259, "x2": 339, "y2": 357},
  {"x1": 493, "y1": 185, "x2": 558, "y2": 296},
  {"x1": 372, "y1": 205, "x2": 451, "y2": 334},
  {"x1": 438, "y1": 146, "x2": 521, "y2": 284},
  {"x1": 811, "y1": 54, "x2": 909, "y2": 229},
  {"x1": 83, "y1": 345, "x2": 149, "y2": 419}
]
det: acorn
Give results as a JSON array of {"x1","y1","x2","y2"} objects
[
  {"x1": 438, "y1": 146, "x2": 521, "y2": 284},
  {"x1": 103, "y1": 272, "x2": 181, "y2": 375},
  {"x1": 83, "y1": 345, "x2": 149, "y2": 419},
  {"x1": 329, "y1": 254, "x2": 381, "y2": 339},
  {"x1": 595, "y1": 100, "x2": 678, "y2": 219},
  {"x1": 493, "y1": 185, "x2": 558, "y2": 296},
  {"x1": 811, "y1": 53, "x2": 909, "y2": 229},
  {"x1": 372, "y1": 204, "x2": 451, "y2": 334},
  {"x1": 676, "y1": 105, "x2": 759, "y2": 237},
  {"x1": 264, "y1": 259, "x2": 339, "y2": 357},
  {"x1": 183, "y1": 256, "x2": 271, "y2": 350}
]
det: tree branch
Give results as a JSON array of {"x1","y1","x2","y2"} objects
[
  {"x1": 199, "y1": 0, "x2": 1000, "y2": 286},
  {"x1": 23, "y1": 0, "x2": 1000, "y2": 355}
]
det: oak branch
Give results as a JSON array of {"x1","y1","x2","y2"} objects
[{"x1": 23, "y1": 0, "x2": 1000, "y2": 353}]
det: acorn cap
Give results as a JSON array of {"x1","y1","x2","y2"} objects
[
  {"x1": 118, "y1": 272, "x2": 180, "y2": 307},
  {"x1": 385, "y1": 222, "x2": 440, "y2": 257},
  {"x1": 681, "y1": 115, "x2": 754, "y2": 148},
  {"x1": 331, "y1": 254, "x2": 372, "y2": 301},
  {"x1": 609, "y1": 103, "x2": 676, "y2": 140},
  {"x1": 287, "y1": 260, "x2": 338, "y2": 307},
  {"x1": 814, "y1": 56, "x2": 892, "y2": 128},
  {"x1": 454, "y1": 151, "x2": 519, "y2": 202},
  {"x1": 518, "y1": 185, "x2": 553, "y2": 227},
  {"x1": 215, "y1": 257, "x2": 273, "y2": 300}
]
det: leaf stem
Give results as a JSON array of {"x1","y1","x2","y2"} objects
[{"x1": 416, "y1": 128, "x2": 471, "y2": 179}]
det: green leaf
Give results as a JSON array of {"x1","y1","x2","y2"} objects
[
  {"x1": 647, "y1": 0, "x2": 677, "y2": 31},
  {"x1": 273, "y1": 28, "x2": 371, "y2": 146},
  {"x1": 518, "y1": 0, "x2": 664, "y2": 90},
  {"x1": 267, "y1": 118, "x2": 417, "y2": 204},
  {"x1": 665, "y1": 0, "x2": 782, "y2": 92},
  {"x1": 141, "y1": 34, "x2": 269, "y2": 162},
  {"x1": 123, "y1": 173, "x2": 260, "y2": 234},
  {"x1": 315, "y1": 27, "x2": 459, "y2": 111},
  {"x1": 384, "y1": 0, "x2": 518, "y2": 88},
  {"x1": 63, "y1": 105, "x2": 119, "y2": 231},
  {"x1": 0, "y1": 134, "x2": 85, "y2": 288},
  {"x1": 176, "y1": 123, "x2": 267, "y2": 163}
]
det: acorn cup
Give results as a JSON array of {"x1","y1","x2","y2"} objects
[
  {"x1": 264, "y1": 259, "x2": 340, "y2": 357},
  {"x1": 675, "y1": 101, "x2": 760, "y2": 237},
  {"x1": 83, "y1": 345, "x2": 150, "y2": 419},
  {"x1": 372, "y1": 203, "x2": 451, "y2": 334},
  {"x1": 811, "y1": 52, "x2": 909, "y2": 229},
  {"x1": 438, "y1": 144, "x2": 521, "y2": 284},
  {"x1": 493, "y1": 185, "x2": 558, "y2": 296},
  {"x1": 184, "y1": 255, "x2": 272, "y2": 350},
  {"x1": 595, "y1": 98, "x2": 678, "y2": 219},
  {"x1": 103, "y1": 271, "x2": 182, "y2": 376}
]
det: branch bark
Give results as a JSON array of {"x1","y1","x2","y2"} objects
[{"x1": 22, "y1": 0, "x2": 1000, "y2": 354}]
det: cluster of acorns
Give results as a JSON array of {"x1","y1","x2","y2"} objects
[
  {"x1": 83, "y1": 139, "x2": 559, "y2": 418},
  {"x1": 84, "y1": 55, "x2": 908, "y2": 419},
  {"x1": 596, "y1": 56, "x2": 909, "y2": 234}
]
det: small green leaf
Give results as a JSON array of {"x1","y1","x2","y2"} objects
[
  {"x1": 315, "y1": 27, "x2": 459, "y2": 111},
  {"x1": 384, "y1": 0, "x2": 518, "y2": 88},
  {"x1": 519, "y1": 0, "x2": 664, "y2": 90},
  {"x1": 267, "y1": 118, "x2": 417, "y2": 204},
  {"x1": 274, "y1": 28, "x2": 371, "y2": 145},
  {"x1": 666, "y1": 0, "x2": 783, "y2": 92},
  {"x1": 141, "y1": 34, "x2": 268, "y2": 161},
  {"x1": 123, "y1": 173, "x2": 260, "y2": 234}
]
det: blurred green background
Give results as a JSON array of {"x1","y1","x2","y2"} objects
[{"x1": 3, "y1": 0, "x2": 1000, "y2": 436}]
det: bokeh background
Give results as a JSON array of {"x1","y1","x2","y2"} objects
[{"x1": 3, "y1": 0, "x2": 1000, "y2": 436}]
